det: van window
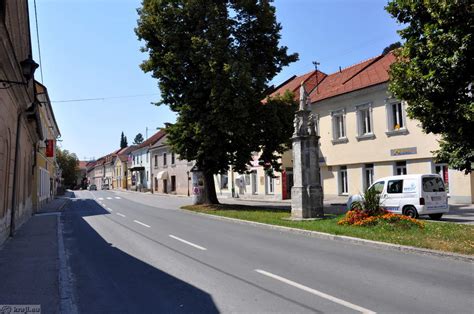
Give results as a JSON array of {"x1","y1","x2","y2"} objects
[
  {"x1": 387, "y1": 180, "x2": 403, "y2": 193},
  {"x1": 370, "y1": 181, "x2": 384, "y2": 194},
  {"x1": 422, "y1": 177, "x2": 445, "y2": 192}
]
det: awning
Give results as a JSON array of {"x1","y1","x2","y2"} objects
[
  {"x1": 129, "y1": 166, "x2": 145, "y2": 171},
  {"x1": 157, "y1": 171, "x2": 168, "y2": 180}
]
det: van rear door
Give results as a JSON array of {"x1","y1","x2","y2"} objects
[{"x1": 422, "y1": 176, "x2": 448, "y2": 211}]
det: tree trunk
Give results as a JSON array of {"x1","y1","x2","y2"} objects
[{"x1": 203, "y1": 171, "x2": 219, "y2": 204}]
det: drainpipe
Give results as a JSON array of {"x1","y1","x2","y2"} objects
[{"x1": 10, "y1": 110, "x2": 23, "y2": 237}]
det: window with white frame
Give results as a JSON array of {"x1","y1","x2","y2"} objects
[
  {"x1": 331, "y1": 109, "x2": 347, "y2": 142},
  {"x1": 395, "y1": 161, "x2": 407, "y2": 175},
  {"x1": 356, "y1": 103, "x2": 374, "y2": 138},
  {"x1": 266, "y1": 175, "x2": 274, "y2": 194},
  {"x1": 339, "y1": 166, "x2": 348, "y2": 194},
  {"x1": 171, "y1": 152, "x2": 175, "y2": 165},
  {"x1": 364, "y1": 163, "x2": 374, "y2": 190},
  {"x1": 163, "y1": 153, "x2": 167, "y2": 166},
  {"x1": 386, "y1": 101, "x2": 407, "y2": 134}
]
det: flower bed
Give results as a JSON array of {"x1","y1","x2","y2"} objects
[{"x1": 338, "y1": 209, "x2": 424, "y2": 229}]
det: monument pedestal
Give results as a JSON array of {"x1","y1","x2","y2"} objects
[
  {"x1": 291, "y1": 186, "x2": 324, "y2": 219},
  {"x1": 290, "y1": 82, "x2": 324, "y2": 219}
]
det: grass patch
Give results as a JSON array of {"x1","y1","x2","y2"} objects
[{"x1": 182, "y1": 204, "x2": 474, "y2": 255}]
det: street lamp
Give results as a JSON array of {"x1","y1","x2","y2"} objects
[{"x1": 0, "y1": 55, "x2": 39, "y2": 87}]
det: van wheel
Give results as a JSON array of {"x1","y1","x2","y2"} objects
[
  {"x1": 429, "y1": 213, "x2": 443, "y2": 220},
  {"x1": 404, "y1": 206, "x2": 419, "y2": 219}
]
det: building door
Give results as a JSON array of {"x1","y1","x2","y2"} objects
[
  {"x1": 435, "y1": 164, "x2": 449, "y2": 192},
  {"x1": 286, "y1": 170, "x2": 293, "y2": 199},
  {"x1": 163, "y1": 179, "x2": 168, "y2": 194},
  {"x1": 171, "y1": 175, "x2": 176, "y2": 192},
  {"x1": 251, "y1": 171, "x2": 257, "y2": 194},
  {"x1": 154, "y1": 178, "x2": 158, "y2": 191}
]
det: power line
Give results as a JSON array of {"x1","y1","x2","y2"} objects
[
  {"x1": 51, "y1": 93, "x2": 161, "y2": 103},
  {"x1": 33, "y1": 0, "x2": 44, "y2": 83}
]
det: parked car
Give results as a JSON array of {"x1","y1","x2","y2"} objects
[
  {"x1": 101, "y1": 184, "x2": 110, "y2": 190},
  {"x1": 347, "y1": 174, "x2": 449, "y2": 220},
  {"x1": 89, "y1": 184, "x2": 97, "y2": 191}
]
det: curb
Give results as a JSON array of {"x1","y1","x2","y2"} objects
[{"x1": 181, "y1": 209, "x2": 474, "y2": 263}]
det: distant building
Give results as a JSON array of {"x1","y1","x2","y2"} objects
[
  {"x1": 150, "y1": 132, "x2": 194, "y2": 195},
  {"x1": 129, "y1": 130, "x2": 166, "y2": 191},
  {"x1": 34, "y1": 82, "x2": 61, "y2": 208}
]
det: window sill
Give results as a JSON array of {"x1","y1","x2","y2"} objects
[
  {"x1": 331, "y1": 137, "x2": 348, "y2": 145},
  {"x1": 385, "y1": 128, "x2": 409, "y2": 137},
  {"x1": 356, "y1": 133, "x2": 375, "y2": 141}
]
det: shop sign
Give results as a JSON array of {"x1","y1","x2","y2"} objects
[{"x1": 390, "y1": 147, "x2": 417, "y2": 156}]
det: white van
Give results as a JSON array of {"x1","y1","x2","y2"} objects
[{"x1": 348, "y1": 174, "x2": 449, "y2": 220}]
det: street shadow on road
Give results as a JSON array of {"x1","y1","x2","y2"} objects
[
  {"x1": 62, "y1": 198, "x2": 219, "y2": 313},
  {"x1": 419, "y1": 204, "x2": 474, "y2": 224}
]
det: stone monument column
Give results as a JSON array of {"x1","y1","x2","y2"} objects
[{"x1": 291, "y1": 83, "x2": 324, "y2": 219}]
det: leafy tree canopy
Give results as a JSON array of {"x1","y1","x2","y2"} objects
[
  {"x1": 136, "y1": 0, "x2": 298, "y2": 203},
  {"x1": 386, "y1": 1, "x2": 473, "y2": 173},
  {"x1": 56, "y1": 148, "x2": 79, "y2": 188},
  {"x1": 133, "y1": 133, "x2": 144, "y2": 145}
]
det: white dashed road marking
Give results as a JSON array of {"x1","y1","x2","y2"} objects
[
  {"x1": 107, "y1": 208, "x2": 113, "y2": 212},
  {"x1": 116, "y1": 213, "x2": 126, "y2": 217},
  {"x1": 114, "y1": 197, "x2": 121, "y2": 199},
  {"x1": 106, "y1": 197, "x2": 113, "y2": 200},
  {"x1": 169, "y1": 235, "x2": 207, "y2": 251},
  {"x1": 133, "y1": 220, "x2": 151, "y2": 228},
  {"x1": 255, "y1": 269, "x2": 376, "y2": 314},
  {"x1": 98, "y1": 197, "x2": 104, "y2": 200}
]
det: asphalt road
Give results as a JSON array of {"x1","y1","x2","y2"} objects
[{"x1": 63, "y1": 190, "x2": 474, "y2": 313}]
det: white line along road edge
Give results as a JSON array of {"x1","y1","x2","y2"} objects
[
  {"x1": 134, "y1": 220, "x2": 151, "y2": 228},
  {"x1": 255, "y1": 269, "x2": 376, "y2": 314},
  {"x1": 169, "y1": 235, "x2": 207, "y2": 251}
]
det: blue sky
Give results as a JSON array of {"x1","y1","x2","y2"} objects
[{"x1": 29, "y1": 0, "x2": 401, "y2": 160}]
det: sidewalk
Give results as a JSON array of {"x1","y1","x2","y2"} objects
[
  {"x1": 0, "y1": 192, "x2": 74, "y2": 313},
  {"x1": 37, "y1": 191, "x2": 74, "y2": 214}
]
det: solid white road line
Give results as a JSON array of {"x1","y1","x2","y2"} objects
[
  {"x1": 169, "y1": 235, "x2": 207, "y2": 251},
  {"x1": 133, "y1": 220, "x2": 151, "y2": 228},
  {"x1": 255, "y1": 269, "x2": 376, "y2": 314},
  {"x1": 114, "y1": 197, "x2": 121, "y2": 199},
  {"x1": 116, "y1": 213, "x2": 126, "y2": 217},
  {"x1": 106, "y1": 197, "x2": 113, "y2": 200}
]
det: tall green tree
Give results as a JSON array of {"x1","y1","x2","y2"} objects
[
  {"x1": 133, "y1": 133, "x2": 144, "y2": 145},
  {"x1": 136, "y1": 0, "x2": 298, "y2": 203},
  {"x1": 386, "y1": 1, "x2": 473, "y2": 173},
  {"x1": 120, "y1": 131, "x2": 128, "y2": 148},
  {"x1": 56, "y1": 148, "x2": 79, "y2": 188}
]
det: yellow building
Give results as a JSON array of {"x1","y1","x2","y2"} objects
[
  {"x1": 222, "y1": 52, "x2": 473, "y2": 204},
  {"x1": 33, "y1": 82, "x2": 61, "y2": 210}
]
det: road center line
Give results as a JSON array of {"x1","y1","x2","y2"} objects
[
  {"x1": 169, "y1": 235, "x2": 207, "y2": 251},
  {"x1": 107, "y1": 208, "x2": 113, "y2": 212},
  {"x1": 116, "y1": 213, "x2": 126, "y2": 217},
  {"x1": 106, "y1": 197, "x2": 113, "y2": 200},
  {"x1": 114, "y1": 197, "x2": 121, "y2": 199},
  {"x1": 133, "y1": 220, "x2": 151, "y2": 228},
  {"x1": 254, "y1": 269, "x2": 376, "y2": 314}
]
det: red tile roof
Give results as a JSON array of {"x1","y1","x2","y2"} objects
[
  {"x1": 78, "y1": 161, "x2": 88, "y2": 169},
  {"x1": 268, "y1": 70, "x2": 327, "y2": 100},
  {"x1": 309, "y1": 52, "x2": 395, "y2": 103},
  {"x1": 137, "y1": 129, "x2": 166, "y2": 149}
]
